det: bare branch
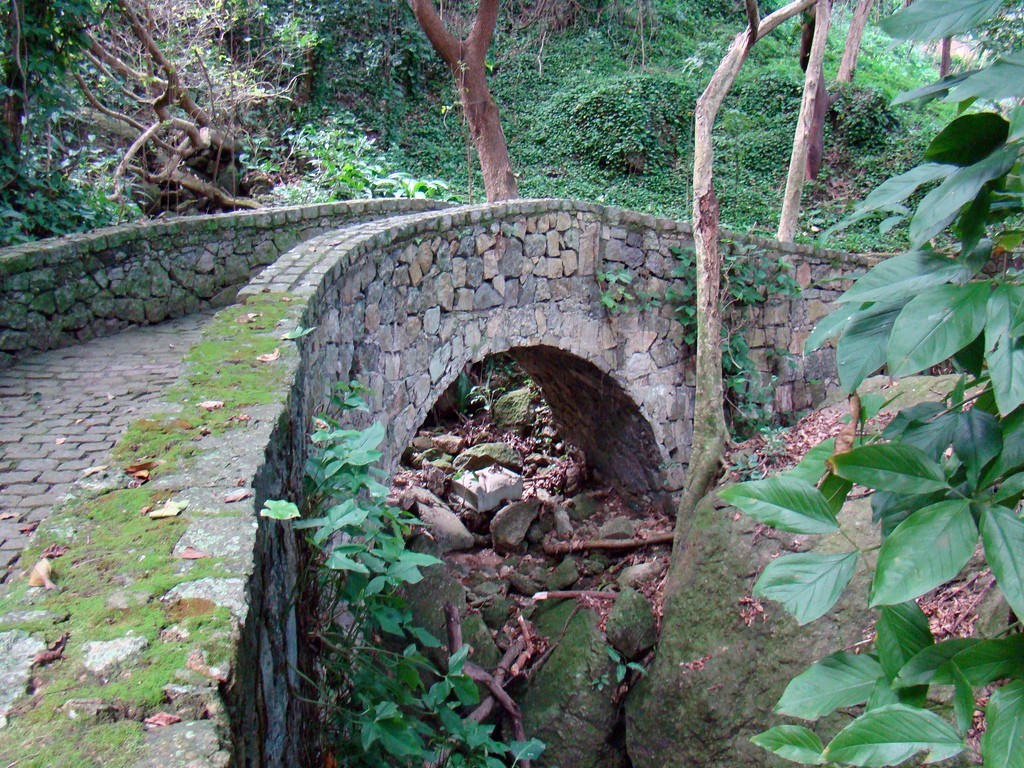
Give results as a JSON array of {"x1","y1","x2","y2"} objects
[{"x1": 410, "y1": 0, "x2": 462, "y2": 69}]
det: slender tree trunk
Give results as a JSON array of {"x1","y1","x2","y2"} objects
[
  {"x1": 777, "y1": 0, "x2": 831, "y2": 243},
  {"x1": 678, "y1": 0, "x2": 815, "y2": 539},
  {"x1": 939, "y1": 36, "x2": 951, "y2": 77},
  {"x1": 836, "y1": 0, "x2": 873, "y2": 83},
  {"x1": 411, "y1": 0, "x2": 518, "y2": 202},
  {"x1": 2, "y1": 0, "x2": 27, "y2": 157}
]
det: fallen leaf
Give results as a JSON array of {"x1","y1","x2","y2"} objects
[
  {"x1": 223, "y1": 488, "x2": 252, "y2": 503},
  {"x1": 130, "y1": 470, "x2": 150, "y2": 482},
  {"x1": 40, "y1": 544, "x2": 68, "y2": 559},
  {"x1": 176, "y1": 546, "x2": 211, "y2": 560},
  {"x1": 230, "y1": 414, "x2": 251, "y2": 423},
  {"x1": 74, "y1": 418, "x2": 84, "y2": 425},
  {"x1": 170, "y1": 418, "x2": 194, "y2": 430},
  {"x1": 28, "y1": 558, "x2": 56, "y2": 589},
  {"x1": 81, "y1": 465, "x2": 109, "y2": 477},
  {"x1": 144, "y1": 712, "x2": 182, "y2": 727},
  {"x1": 280, "y1": 296, "x2": 293, "y2": 302},
  {"x1": 140, "y1": 505, "x2": 153, "y2": 515},
  {"x1": 255, "y1": 348, "x2": 280, "y2": 363},
  {"x1": 149, "y1": 500, "x2": 189, "y2": 519},
  {"x1": 55, "y1": 437, "x2": 67, "y2": 445},
  {"x1": 0, "y1": 512, "x2": 16, "y2": 520},
  {"x1": 186, "y1": 650, "x2": 227, "y2": 682},
  {"x1": 236, "y1": 312, "x2": 261, "y2": 324},
  {"x1": 19, "y1": 521, "x2": 38, "y2": 535},
  {"x1": 198, "y1": 401, "x2": 224, "y2": 411},
  {"x1": 33, "y1": 633, "x2": 68, "y2": 665},
  {"x1": 126, "y1": 460, "x2": 158, "y2": 474}
]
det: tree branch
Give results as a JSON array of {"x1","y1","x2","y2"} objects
[{"x1": 410, "y1": 0, "x2": 462, "y2": 69}]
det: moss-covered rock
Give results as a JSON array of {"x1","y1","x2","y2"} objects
[
  {"x1": 492, "y1": 387, "x2": 534, "y2": 427},
  {"x1": 453, "y1": 441, "x2": 523, "y2": 473},
  {"x1": 605, "y1": 588, "x2": 655, "y2": 660}
]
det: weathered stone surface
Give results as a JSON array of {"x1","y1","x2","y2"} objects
[
  {"x1": 451, "y1": 466, "x2": 524, "y2": 513},
  {"x1": 60, "y1": 698, "x2": 118, "y2": 722},
  {"x1": 520, "y1": 602, "x2": 623, "y2": 768},
  {"x1": 173, "y1": 517, "x2": 257, "y2": 560},
  {"x1": 0, "y1": 630, "x2": 46, "y2": 727},
  {"x1": 597, "y1": 516, "x2": 635, "y2": 540},
  {"x1": 490, "y1": 500, "x2": 541, "y2": 552},
  {"x1": 553, "y1": 506, "x2": 573, "y2": 536},
  {"x1": 0, "y1": 610, "x2": 63, "y2": 627},
  {"x1": 431, "y1": 433, "x2": 465, "y2": 455},
  {"x1": 453, "y1": 442, "x2": 523, "y2": 473},
  {"x1": 134, "y1": 720, "x2": 231, "y2": 768},
  {"x1": 605, "y1": 588, "x2": 656, "y2": 659},
  {"x1": 163, "y1": 578, "x2": 247, "y2": 621},
  {"x1": 492, "y1": 387, "x2": 533, "y2": 427},
  {"x1": 83, "y1": 634, "x2": 149, "y2": 676},
  {"x1": 616, "y1": 561, "x2": 663, "y2": 589},
  {"x1": 546, "y1": 557, "x2": 580, "y2": 591},
  {"x1": 414, "y1": 500, "x2": 475, "y2": 553}
]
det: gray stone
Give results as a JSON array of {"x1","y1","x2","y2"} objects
[
  {"x1": 598, "y1": 516, "x2": 635, "y2": 540},
  {"x1": 453, "y1": 442, "x2": 523, "y2": 473},
  {"x1": 490, "y1": 500, "x2": 541, "y2": 552},
  {"x1": 60, "y1": 698, "x2": 118, "y2": 722},
  {"x1": 134, "y1": 720, "x2": 230, "y2": 768},
  {"x1": 163, "y1": 578, "x2": 247, "y2": 621},
  {"x1": 431, "y1": 433, "x2": 465, "y2": 454},
  {"x1": 554, "y1": 507, "x2": 573, "y2": 536},
  {"x1": 492, "y1": 387, "x2": 533, "y2": 427},
  {"x1": 83, "y1": 633, "x2": 149, "y2": 676},
  {"x1": 605, "y1": 587, "x2": 656, "y2": 659},
  {"x1": 0, "y1": 630, "x2": 46, "y2": 727},
  {"x1": 616, "y1": 560, "x2": 664, "y2": 589},
  {"x1": 415, "y1": 502, "x2": 475, "y2": 553},
  {"x1": 451, "y1": 466, "x2": 524, "y2": 513},
  {"x1": 173, "y1": 517, "x2": 257, "y2": 560},
  {"x1": 105, "y1": 590, "x2": 149, "y2": 611},
  {"x1": 0, "y1": 610, "x2": 63, "y2": 627},
  {"x1": 546, "y1": 557, "x2": 580, "y2": 591}
]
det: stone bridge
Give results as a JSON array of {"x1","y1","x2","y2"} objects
[{"x1": 0, "y1": 199, "x2": 868, "y2": 766}]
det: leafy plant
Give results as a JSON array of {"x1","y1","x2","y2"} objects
[
  {"x1": 261, "y1": 383, "x2": 543, "y2": 766},
  {"x1": 723, "y1": 2, "x2": 1024, "y2": 764}
]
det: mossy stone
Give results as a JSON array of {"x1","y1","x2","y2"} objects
[
  {"x1": 493, "y1": 387, "x2": 534, "y2": 427},
  {"x1": 605, "y1": 588, "x2": 655, "y2": 660},
  {"x1": 453, "y1": 442, "x2": 523, "y2": 473}
]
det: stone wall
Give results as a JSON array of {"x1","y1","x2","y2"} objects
[{"x1": 0, "y1": 198, "x2": 449, "y2": 368}]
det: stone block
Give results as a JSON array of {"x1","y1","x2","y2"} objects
[{"x1": 451, "y1": 466, "x2": 523, "y2": 513}]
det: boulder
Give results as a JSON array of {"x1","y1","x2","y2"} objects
[
  {"x1": 546, "y1": 557, "x2": 580, "y2": 591},
  {"x1": 616, "y1": 560, "x2": 664, "y2": 589},
  {"x1": 452, "y1": 466, "x2": 523, "y2": 513},
  {"x1": 490, "y1": 500, "x2": 541, "y2": 552},
  {"x1": 431, "y1": 433, "x2": 465, "y2": 454},
  {"x1": 597, "y1": 516, "x2": 635, "y2": 540},
  {"x1": 453, "y1": 442, "x2": 523, "y2": 473},
  {"x1": 605, "y1": 588, "x2": 656, "y2": 660},
  {"x1": 493, "y1": 387, "x2": 534, "y2": 427}
]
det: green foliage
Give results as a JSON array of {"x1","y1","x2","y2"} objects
[
  {"x1": 262, "y1": 384, "x2": 543, "y2": 766},
  {"x1": 727, "y1": 2, "x2": 1024, "y2": 764},
  {"x1": 829, "y1": 84, "x2": 902, "y2": 153}
]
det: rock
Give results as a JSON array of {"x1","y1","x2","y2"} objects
[
  {"x1": 598, "y1": 516, "x2": 635, "y2": 540},
  {"x1": 453, "y1": 442, "x2": 523, "y2": 473},
  {"x1": 83, "y1": 634, "x2": 149, "y2": 676},
  {"x1": 520, "y1": 602, "x2": 623, "y2": 768},
  {"x1": 482, "y1": 596, "x2": 513, "y2": 630},
  {"x1": 568, "y1": 492, "x2": 601, "y2": 522},
  {"x1": 546, "y1": 557, "x2": 580, "y2": 591},
  {"x1": 105, "y1": 589, "x2": 149, "y2": 611},
  {"x1": 462, "y1": 612, "x2": 500, "y2": 670},
  {"x1": 0, "y1": 630, "x2": 46, "y2": 728},
  {"x1": 492, "y1": 387, "x2": 534, "y2": 427},
  {"x1": 616, "y1": 561, "x2": 664, "y2": 589},
  {"x1": 509, "y1": 572, "x2": 542, "y2": 596},
  {"x1": 606, "y1": 588, "x2": 656, "y2": 660},
  {"x1": 554, "y1": 507, "x2": 573, "y2": 536},
  {"x1": 410, "y1": 493, "x2": 475, "y2": 553},
  {"x1": 0, "y1": 610, "x2": 63, "y2": 627},
  {"x1": 431, "y1": 433, "x2": 465, "y2": 454},
  {"x1": 451, "y1": 466, "x2": 523, "y2": 513},
  {"x1": 581, "y1": 557, "x2": 608, "y2": 576},
  {"x1": 134, "y1": 720, "x2": 230, "y2": 768},
  {"x1": 411, "y1": 435, "x2": 434, "y2": 451},
  {"x1": 60, "y1": 698, "x2": 118, "y2": 722},
  {"x1": 417, "y1": 447, "x2": 450, "y2": 467},
  {"x1": 162, "y1": 578, "x2": 247, "y2": 621},
  {"x1": 490, "y1": 500, "x2": 541, "y2": 552}
]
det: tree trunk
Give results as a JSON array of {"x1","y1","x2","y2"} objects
[
  {"x1": 411, "y1": 0, "x2": 518, "y2": 202},
  {"x1": 939, "y1": 36, "x2": 951, "y2": 77},
  {"x1": 679, "y1": 0, "x2": 815, "y2": 539},
  {"x1": 777, "y1": 0, "x2": 831, "y2": 243},
  {"x1": 2, "y1": 0, "x2": 26, "y2": 157},
  {"x1": 835, "y1": 0, "x2": 873, "y2": 83}
]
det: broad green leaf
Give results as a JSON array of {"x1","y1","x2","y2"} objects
[
  {"x1": 943, "y1": 636, "x2": 1024, "y2": 686},
  {"x1": 948, "y1": 663, "x2": 974, "y2": 736},
  {"x1": 879, "y1": 0, "x2": 1004, "y2": 41},
  {"x1": 325, "y1": 550, "x2": 371, "y2": 573},
  {"x1": 260, "y1": 499, "x2": 301, "y2": 520},
  {"x1": 838, "y1": 249, "x2": 969, "y2": 306},
  {"x1": 823, "y1": 704, "x2": 964, "y2": 766},
  {"x1": 834, "y1": 164, "x2": 952, "y2": 233},
  {"x1": 829, "y1": 443, "x2": 949, "y2": 495},
  {"x1": 805, "y1": 305, "x2": 859, "y2": 354},
  {"x1": 987, "y1": 285, "x2": 1024, "y2": 416},
  {"x1": 949, "y1": 54, "x2": 1024, "y2": 103},
  {"x1": 910, "y1": 146, "x2": 1019, "y2": 246},
  {"x1": 893, "y1": 72, "x2": 975, "y2": 106},
  {"x1": 981, "y1": 680, "x2": 1024, "y2": 768},
  {"x1": 872, "y1": 490, "x2": 948, "y2": 537},
  {"x1": 887, "y1": 283, "x2": 990, "y2": 377},
  {"x1": 754, "y1": 551, "x2": 859, "y2": 625},
  {"x1": 837, "y1": 303, "x2": 903, "y2": 393},
  {"x1": 867, "y1": 677, "x2": 901, "y2": 710},
  {"x1": 993, "y1": 472, "x2": 1024, "y2": 504},
  {"x1": 785, "y1": 438, "x2": 837, "y2": 485},
  {"x1": 870, "y1": 500, "x2": 977, "y2": 606},
  {"x1": 891, "y1": 407, "x2": 958, "y2": 463},
  {"x1": 924, "y1": 113, "x2": 1010, "y2": 166},
  {"x1": 718, "y1": 476, "x2": 838, "y2": 534},
  {"x1": 954, "y1": 408, "x2": 1002, "y2": 488},
  {"x1": 876, "y1": 603, "x2": 934, "y2": 681},
  {"x1": 895, "y1": 639, "x2": 979, "y2": 687},
  {"x1": 1012, "y1": 106, "x2": 1024, "y2": 143},
  {"x1": 776, "y1": 652, "x2": 883, "y2": 720},
  {"x1": 981, "y1": 505, "x2": 1024, "y2": 620},
  {"x1": 820, "y1": 472, "x2": 853, "y2": 515},
  {"x1": 750, "y1": 725, "x2": 824, "y2": 765}
]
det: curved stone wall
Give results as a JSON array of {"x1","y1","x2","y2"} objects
[{"x1": 0, "y1": 198, "x2": 450, "y2": 368}]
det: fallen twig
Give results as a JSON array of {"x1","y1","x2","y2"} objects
[
  {"x1": 532, "y1": 590, "x2": 618, "y2": 601},
  {"x1": 543, "y1": 531, "x2": 675, "y2": 555}
]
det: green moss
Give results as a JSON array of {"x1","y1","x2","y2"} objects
[{"x1": 0, "y1": 718, "x2": 145, "y2": 768}]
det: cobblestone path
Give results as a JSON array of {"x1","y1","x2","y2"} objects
[{"x1": 0, "y1": 314, "x2": 209, "y2": 577}]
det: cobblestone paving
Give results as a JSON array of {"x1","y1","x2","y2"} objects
[{"x1": 0, "y1": 314, "x2": 209, "y2": 577}]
